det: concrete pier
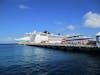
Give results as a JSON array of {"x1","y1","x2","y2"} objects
[{"x1": 25, "y1": 43, "x2": 100, "y2": 54}]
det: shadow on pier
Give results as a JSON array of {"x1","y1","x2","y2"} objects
[{"x1": 25, "y1": 43, "x2": 100, "y2": 54}]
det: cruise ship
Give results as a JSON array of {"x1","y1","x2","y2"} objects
[
  {"x1": 65, "y1": 35, "x2": 94, "y2": 45},
  {"x1": 15, "y1": 31, "x2": 64, "y2": 44},
  {"x1": 15, "y1": 31, "x2": 94, "y2": 45}
]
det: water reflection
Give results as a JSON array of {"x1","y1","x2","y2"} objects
[
  {"x1": 33, "y1": 47, "x2": 48, "y2": 62},
  {"x1": 22, "y1": 46, "x2": 50, "y2": 64},
  {"x1": 22, "y1": 46, "x2": 35, "y2": 63}
]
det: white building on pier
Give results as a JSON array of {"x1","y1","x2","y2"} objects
[{"x1": 96, "y1": 32, "x2": 100, "y2": 47}]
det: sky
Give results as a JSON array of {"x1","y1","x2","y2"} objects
[{"x1": 0, "y1": 0, "x2": 100, "y2": 43}]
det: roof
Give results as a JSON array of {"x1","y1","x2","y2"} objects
[{"x1": 96, "y1": 32, "x2": 100, "y2": 36}]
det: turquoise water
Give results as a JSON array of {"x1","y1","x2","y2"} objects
[{"x1": 0, "y1": 44, "x2": 100, "y2": 75}]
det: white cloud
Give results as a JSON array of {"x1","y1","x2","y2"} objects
[
  {"x1": 19, "y1": 4, "x2": 31, "y2": 10},
  {"x1": 67, "y1": 25, "x2": 75, "y2": 30},
  {"x1": 0, "y1": 37, "x2": 15, "y2": 43},
  {"x1": 84, "y1": 11, "x2": 100, "y2": 28},
  {"x1": 55, "y1": 21, "x2": 63, "y2": 25}
]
